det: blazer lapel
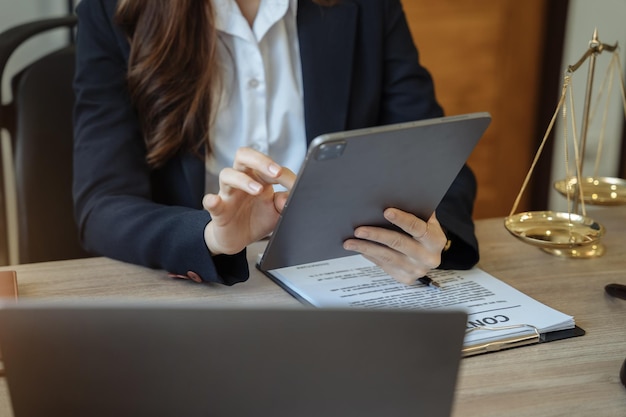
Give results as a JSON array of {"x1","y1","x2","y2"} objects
[{"x1": 297, "y1": 0, "x2": 357, "y2": 144}]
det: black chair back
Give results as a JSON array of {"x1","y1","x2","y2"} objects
[{"x1": 0, "y1": 16, "x2": 91, "y2": 264}]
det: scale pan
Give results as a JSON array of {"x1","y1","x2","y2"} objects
[
  {"x1": 554, "y1": 176, "x2": 626, "y2": 205},
  {"x1": 504, "y1": 211, "x2": 604, "y2": 249}
]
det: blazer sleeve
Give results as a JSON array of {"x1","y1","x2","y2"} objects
[
  {"x1": 72, "y1": 0, "x2": 248, "y2": 285},
  {"x1": 378, "y1": 0, "x2": 479, "y2": 268}
]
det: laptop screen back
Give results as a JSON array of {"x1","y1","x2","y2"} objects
[{"x1": 0, "y1": 302, "x2": 466, "y2": 417}]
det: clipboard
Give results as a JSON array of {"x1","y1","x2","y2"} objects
[{"x1": 462, "y1": 324, "x2": 586, "y2": 357}]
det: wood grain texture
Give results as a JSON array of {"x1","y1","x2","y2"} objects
[{"x1": 453, "y1": 206, "x2": 626, "y2": 417}]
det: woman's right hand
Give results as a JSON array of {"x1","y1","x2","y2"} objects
[{"x1": 202, "y1": 147, "x2": 296, "y2": 256}]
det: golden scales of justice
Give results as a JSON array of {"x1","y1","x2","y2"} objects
[{"x1": 504, "y1": 29, "x2": 626, "y2": 258}]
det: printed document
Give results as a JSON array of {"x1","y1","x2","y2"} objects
[{"x1": 265, "y1": 255, "x2": 575, "y2": 347}]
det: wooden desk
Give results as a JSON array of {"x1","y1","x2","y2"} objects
[{"x1": 1, "y1": 206, "x2": 625, "y2": 416}]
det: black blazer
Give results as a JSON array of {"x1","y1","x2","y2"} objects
[{"x1": 73, "y1": 0, "x2": 479, "y2": 285}]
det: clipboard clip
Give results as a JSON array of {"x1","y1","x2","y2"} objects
[{"x1": 462, "y1": 324, "x2": 540, "y2": 357}]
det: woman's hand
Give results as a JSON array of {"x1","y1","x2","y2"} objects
[
  {"x1": 342, "y1": 210, "x2": 447, "y2": 285},
  {"x1": 203, "y1": 147, "x2": 296, "y2": 255}
]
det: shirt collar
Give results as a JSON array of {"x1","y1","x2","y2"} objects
[{"x1": 214, "y1": 0, "x2": 296, "y2": 36}]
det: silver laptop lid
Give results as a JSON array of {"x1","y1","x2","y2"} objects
[{"x1": 0, "y1": 302, "x2": 466, "y2": 417}]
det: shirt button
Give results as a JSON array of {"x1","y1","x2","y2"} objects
[
  {"x1": 253, "y1": 143, "x2": 268, "y2": 153},
  {"x1": 248, "y1": 78, "x2": 260, "y2": 88}
]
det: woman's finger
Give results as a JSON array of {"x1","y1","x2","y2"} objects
[
  {"x1": 232, "y1": 147, "x2": 282, "y2": 179},
  {"x1": 231, "y1": 147, "x2": 299, "y2": 189},
  {"x1": 360, "y1": 253, "x2": 428, "y2": 285},
  {"x1": 348, "y1": 224, "x2": 441, "y2": 268},
  {"x1": 275, "y1": 166, "x2": 297, "y2": 190},
  {"x1": 218, "y1": 167, "x2": 265, "y2": 197},
  {"x1": 274, "y1": 191, "x2": 290, "y2": 212},
  {"x1": 344, "y1": 234, "x2": 439, "y2": 272},
  {"x1": 384, "y1": 210, "x2": 446, "y2": 251},
  {"x1": 202, "y1": 193, "x2": 222, "y2": 212}
]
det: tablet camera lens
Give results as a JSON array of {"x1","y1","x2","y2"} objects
[{"x1": 315, "y1": 141, "x2": 346, "y2": 160}]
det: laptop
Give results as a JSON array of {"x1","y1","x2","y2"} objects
[
  {"x1": 0, "y1": 301, "x2": 467, "y2": 417},
  {"x1": 259, "y1": 112, "x2": 491, "y2": 271}
]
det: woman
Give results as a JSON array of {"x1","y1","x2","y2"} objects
[{"x1": 73, "y1": 0, "x2": 479, "y2": 285}]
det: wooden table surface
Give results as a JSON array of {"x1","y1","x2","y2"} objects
[{"x1": 1, "y1": 206, "x2": 625, "y2": 416}]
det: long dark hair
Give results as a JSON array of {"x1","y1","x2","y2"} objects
[{"x1": 116, "y1": 0, "x2": 338, "y2": 168}]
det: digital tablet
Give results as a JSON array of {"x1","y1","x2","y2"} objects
[{"x1": 258, "y1": 112, "x2": 491, "y2": 271}]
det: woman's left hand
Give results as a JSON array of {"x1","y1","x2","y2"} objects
[{"x1": 342, "y1": 209, "x2": 447, "y2": 285}]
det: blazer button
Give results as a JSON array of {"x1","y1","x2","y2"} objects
[{"x1": 187, "y1": 271, "x2": 203, "y2": 283}]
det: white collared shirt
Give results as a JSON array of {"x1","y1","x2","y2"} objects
[{"x1": 206, "y1": 0, "x2": 306, "y2": 194}]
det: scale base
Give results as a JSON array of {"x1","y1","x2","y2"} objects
[{"x1": 541, "y1": 243, "x2": 605, "y2": 258}]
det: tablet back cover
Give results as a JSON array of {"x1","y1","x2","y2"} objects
[{"x1": 260, "y1": 112, "x2": 491, "y2": 270}]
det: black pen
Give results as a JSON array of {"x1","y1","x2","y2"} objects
[
  {"x1": 418, "y1": 275, "x2": 441, "y2": 289},
  {"x1": 605, "y1": 283, "x2": 626, "y2": 300}
]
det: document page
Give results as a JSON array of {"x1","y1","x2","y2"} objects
[{"x1": 267, "y1": 255, "x2": 575, "y2": 346}]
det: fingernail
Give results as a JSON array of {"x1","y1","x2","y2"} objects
[
  {"x1": 355, "y1": 229, "x2": 368, "y2": 239},
  {"x1": 249, "y1": 182, "x2": 262, "y2": 193},
  {"x1": 343, "y1": 242, "x2": 355, "y2": 251},
  {"x1": 384, "y1": 209, "x2": 396, "y2": 220},
  {"x1": 268, "y1": 163, "x2": 280, "y2": 176}
]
